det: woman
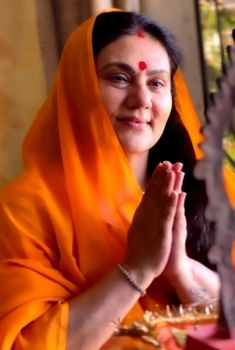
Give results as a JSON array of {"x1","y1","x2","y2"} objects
[{"x1": 0, "y1": 9, "x2": 222, "y2": 350}]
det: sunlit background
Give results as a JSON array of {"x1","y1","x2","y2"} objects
[
  {"x1": 198, "y1": 0, "x2": 235, "y2": 168},
  {"x1": 199, "y1": 0, "x2": 235, "y2": 94},
  {"x1": 0, "y1": 0, "x2": 234, "y2": 186}
]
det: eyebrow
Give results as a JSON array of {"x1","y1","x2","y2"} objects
[
  {"x1": 99, "y1": 62, "x2": 170, "y2": 76},
  {"x1": 99, "y1": 62, "x2": 135, "y2": 75}
]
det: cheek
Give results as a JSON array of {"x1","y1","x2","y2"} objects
[
  {"x1": 152, "y1": 94, "x2": 173, "y2": 121},
  {"x1": 99, "y1": 85, "x2": 123, "y2": 118}
]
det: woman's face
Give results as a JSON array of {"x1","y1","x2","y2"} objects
[{"x1": 96, "y1": 33, "x2": 172, "y2": 156}]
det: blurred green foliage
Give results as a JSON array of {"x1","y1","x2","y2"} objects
[
  {"x1": 223, "y1": 133, "x2": 235, "y2": 170},
  {"x1": 200, "y1": 1, "x2": 235, "y2": 170},
  {"x1": 199, "y1": 0, "x2": 235, "y2": 92}
]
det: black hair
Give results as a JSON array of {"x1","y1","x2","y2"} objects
[
  {"x1": 148, "y1": 108, "x2": 215, "y2": 268},
  {"x1": 93, "y1": 11, "x2": 181, "y2": 78},
  {"x1": 92, "y1": 11, "x2": 215, "y2": 269}
]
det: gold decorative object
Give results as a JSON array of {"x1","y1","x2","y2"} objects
[{"x1": 114, "y1": 303, "x2": 219, "y2": 348}]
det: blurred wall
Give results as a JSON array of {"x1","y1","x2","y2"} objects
[
  {"x1": 0, "y1": 0, "x2": 47, "y2": 187},
  {"x1": 0, "y1": 0, "x2": 205, "y2": 186}
]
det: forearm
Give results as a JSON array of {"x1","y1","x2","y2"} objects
[
  {"x1": 166, "y1": 258, "x2": 220, "y2": 305},
  {"x1": 67, "y1": 265, "x2": 153, "y2": 350},
  {"x1": 189, "y1": 258, "x2": 220, "y2": 301}
]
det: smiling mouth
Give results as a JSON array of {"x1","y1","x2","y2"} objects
[{"x1": 116, "y1": 117, "x2": 150, "y2": 129}]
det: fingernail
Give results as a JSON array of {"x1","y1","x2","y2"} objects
[
  {"x1": 162, "y1": 160, "x2": 171, "y2": 165},
  {"x1": 174, "y1": 162, "x2": 183, "y2": 171},
  {"x1": 162, "y1": 160, "x2": 171, "y2": 172},
  {"x1": 155, "y1": 162, "x2": 164, "y2": 173}
]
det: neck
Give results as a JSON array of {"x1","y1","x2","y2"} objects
[{"x1": 125, "y1": 151, "x2": 149, "y2": 191}]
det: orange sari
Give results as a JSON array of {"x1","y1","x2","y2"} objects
[{"x1": 0, "y1": 8, "x2": 234, "y2": 350}]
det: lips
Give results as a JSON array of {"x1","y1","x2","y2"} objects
[{"x1": 116, "y1": 116, "x2": 150, "y2": 128}]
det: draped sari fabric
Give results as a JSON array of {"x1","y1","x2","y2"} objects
[{"x1": 0, "y1": 8, "x2": 234, "y2": 350}]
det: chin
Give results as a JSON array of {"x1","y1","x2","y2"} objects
[
  {"x1": 117, "y1": 131, "x2": 162, "y2": 155},
  {"x1": 120, "y1": 142, "x2": 153, "y2": 155}
]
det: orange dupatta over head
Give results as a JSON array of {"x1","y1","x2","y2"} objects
[{"x1": 0, "y1": 8, "x2": 234, "y2": 350}]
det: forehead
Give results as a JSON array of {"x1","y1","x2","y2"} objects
[{"x1": 96, "y1": 33, "x2": 171, "y2": 71}]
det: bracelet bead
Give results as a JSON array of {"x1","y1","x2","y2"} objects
[{"x1": 117, "y1": 264, "x2": 146, "y2": 296}]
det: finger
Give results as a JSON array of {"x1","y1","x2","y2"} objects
[
  {"x1": 162, "y1": 160, "x2": 173, "y2": 171},
  {"x1": 164, "y1": 192, "x2": 188, "y2": 276},
  {"x1": 161, "y1": 161, "x2": 176, "y2": 195},
  {"x1": 166, "y1": 190, "x2": 179, "y2": 217},
  {"x1": 155, "y1": 189, "x2": 178, "y2": 243},
  {"x1": 177, "y1": 191, "x2": 186, "y2": 210},
  {"x1": 172, "y1": 162, "x2": 183, "y2": 173},
  {"x1": 174, "y1": 191, "x2": 187, "y2": 233},
  {"x1": 172, "y1": 162, "x2": 184, "y2": 192},
  {"x1": 146, "y1": 162, "x2": 175, "y2": 197},
  {"x1": 163, "y1": 162, "x2": 184, "y2": 194},
  {"x1": 174, "y1": 171, "x2": 185, "y2": 193}
]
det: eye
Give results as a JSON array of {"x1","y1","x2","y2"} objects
[
  {"x1": 148, "y1": 79, "x2": 165, "y2": 89},
  {"x1": 110, "y1": 74, "x2": 129, "y2": 85}
]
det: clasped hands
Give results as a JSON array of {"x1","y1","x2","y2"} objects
[{"x1": 125, "y1": 161, "x2": 189, "y2": 286}]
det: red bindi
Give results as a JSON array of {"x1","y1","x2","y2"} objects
[
  {"x1": 137, "y1": 31, "x2": 145, "y2": 38},
  {"x1": 139, "y1": 61, "x2": 147, "y2": 70}
]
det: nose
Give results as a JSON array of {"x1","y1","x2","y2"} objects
[{"x1": 126, "y1": 84, "x2": 152, "y2": 110}]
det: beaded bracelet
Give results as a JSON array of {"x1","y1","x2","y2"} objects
[{"x1": 117, "y1": 264, "x2": 146, "y2": 296}]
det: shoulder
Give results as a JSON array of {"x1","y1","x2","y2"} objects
[{"x1": 0, "y1": 166, "x2": 70, "y2": 262}]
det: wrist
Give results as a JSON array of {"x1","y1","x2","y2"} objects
[
  {"x1": 165, "y1": 261, "x2": 193, "y2": 286},
  {"x1": 116, "y1": 264, "x2": 146, "y2": 296},
  {"x1": 120, "y1": 260, "x2": 155, "y2": 292}
]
